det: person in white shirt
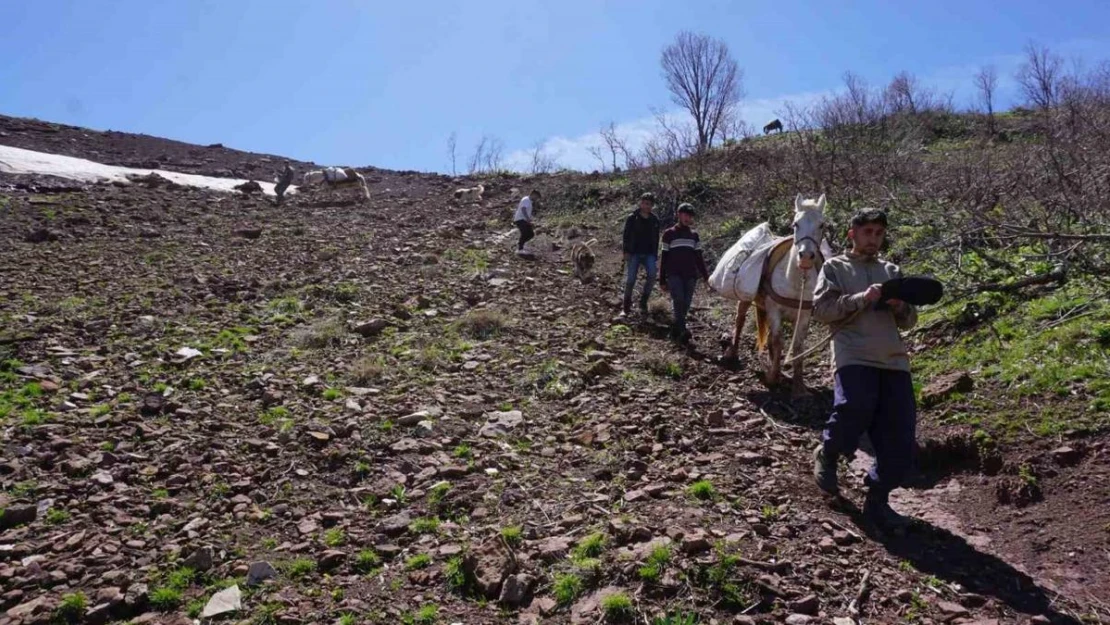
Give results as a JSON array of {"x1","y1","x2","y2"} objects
[{"x1": 514, "y1": 189, "x2": 540, "y2": 255}]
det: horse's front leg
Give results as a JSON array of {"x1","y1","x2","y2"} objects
[
  {"x1": 766, "y1": 305, "x2": 784, "y2": 386},
  {"x1": 789, "y1": 309, "x2": 813, "y2": 398},
  {"x1": 725, "y1": 299, "x2": 752, "y2": 360}
]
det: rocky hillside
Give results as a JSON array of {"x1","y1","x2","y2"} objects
[{"x1": 0, "y1": 114, "x2": 1105, "y2": 625}]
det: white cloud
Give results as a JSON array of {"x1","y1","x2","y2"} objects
[{"x1": 504, "y1": 89, "x2": 829, "y2": 173}]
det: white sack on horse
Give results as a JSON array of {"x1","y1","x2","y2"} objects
[
  {"x1": 709, "y1": 223, "x2": 775, "y2": 301},
  {"x1": 323, "y1": 167, "x2": 349, "y2": 183},
  {"x1": 710, "y1": 222, "x2": 833, "y2": 301}
]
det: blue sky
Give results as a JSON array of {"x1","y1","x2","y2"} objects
[{"x1": 2, "y1": 0, "x2": 1109, "y2": 173}]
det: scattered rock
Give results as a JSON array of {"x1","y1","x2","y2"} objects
[
  {"x1": 201, "y1": 584, "x2": 242, "y2": 618},
  {"x1": 465, "y1": 541, "x2": 515, "y2": 599},
  {"x1": 247, "y1": 561, "x2": 278, "y2": 586},
  {"x1": 534, "y1": 536, "x2": 571, "y2": 561},
  {"x1": 125, "y1": 583, "x2": 149, "y2": 608},
  {"x1": 234, "y1": 227, "x2": 263, "y2": 239},
  {"x1": 25, "y1": 228, "x2": 59, "y2": 243},
  {"x1": 479, "y1": 410, "x2": 524, "y2": 437},
  {"x1": 297, "y1": 517, "x2": 319, "y2": 535},
  {"x1": 498, "y1": 573, "x2": 533, "y2": 607},
  {"x1": 318, "y1": 550, "x2": 346, "y2": 571},
  {"x1": 381, "y1": 512, "x2": 411, "y2": 537},
  {"x1": 1051, "y1": 446, "x2": 1083, "y2": 467},
  {"x1": 790, "y1": 595, "x2": 819, "y2": 616},
  {"x1": 234, "y1": 180, "x2": 264, "y2": 194},
  {"x1": 937, "y1": 600, "x2": 969, "y2": 619},
  {"x1": 353, "y1": 319, "x2": 390, "y2": 338},
  {"x1": 921, "y1": 371, "x2": 974, "y2": 407},
  {"x1": 0, "y1": 505, "x2": 36, "y2": 529},
  {"x1": 182, "y1": 545, "x2": 215, "y2": 571}
]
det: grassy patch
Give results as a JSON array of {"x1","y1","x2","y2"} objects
[
  {"x1": 456, "y1": 308, "x2": 509, "y2": 340},
  {"x1": 692, "y1": 546, "x2": 753, "y2": 609},
  {"x1": 404, "y1": 553, "x2": 432, "y2": 570},
  {"x1": 530, "y1": 358, "x2": 577, "y2": 399},
  {"x1": 44, "y1": 507, "x2": 70, "y2": 525},
  {"x1": 601, "y1": 592, "x2": 634, "y2": 621},
  {"x1": 354, "y1": 549, "x2": 381, "y2": 573},
  {"x1": 687, "y1": 480, "x2": 716, "y2": 501},
  {"x1": 292, "y1": 317, "x2": 347, "y2": 349},
  {"x1": 444, "y1": 555, "x2": 476, "y2": 595},
  {"x1": 643, "y1": 353, "x2": 683, "y2": 379},
  {"x1": 350, "y1": 355, "x2": 388, "y2": 385},
  {"x1": 323, "y1": 527, "x2": 346, "y2": 547},
  {"x1": 500, "y1": 525, "x2": 523, "y2": 548},
  {"x1": 573, "y1": 531, "x2": 606, "y2": 559},
  {"x1": 638, "y1": 544, "x2": 673, "y2": 583},
  {"x1": 915, "y1": 286, "x2": 1110, "y2": 436},
  {"x1": 55, "y1": 592, "x2": 87, "y2": 622},
  {"x1": 404, "y1": 605, "x2": 438, "y2": 625},
  {"x1": 408, "y1": 517, "x2": 441, "y2": 534},
  {"x1": 281, "y1": 558, "x2": 316, "y2": 579},
  {"x1": 553, "y1": 572, "x2": 584, "y2": 605},
  {"x1": 149, "y1": 587, "x2": 183, "y2": 611}
]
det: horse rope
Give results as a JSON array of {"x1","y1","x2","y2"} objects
[
  {"x1": 786, "y1": 307, "x2": 866, "y2": 365},
  {"x1": 783, "y1": 270, "x2": 809, "y2": 364}
]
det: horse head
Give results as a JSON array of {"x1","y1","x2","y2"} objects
[{"x1": 792, "y1": 193, "x2": 827, "y2": 271}]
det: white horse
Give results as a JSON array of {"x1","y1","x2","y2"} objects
[
  {"x1": 454, "y1": 184, "x2": 485, "y2": 203},
  {"x1": 725, "y1": 194, "x2": 828, "y2": 397},
  {"x1": 301, "y1": 167, "x2": 370, "y2": 202}
]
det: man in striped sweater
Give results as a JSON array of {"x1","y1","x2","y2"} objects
[{"x1": 659, "y1": 203, "x2": 710, "y2": 344}]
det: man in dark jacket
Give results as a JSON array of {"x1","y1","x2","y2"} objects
[
  {"x1": 659, "y1": 203, "x2": 710, "y2": 343},
  {"x1": 621, "y1": 193, "x2": 662, "y2": 317},
  {"x1": 274, "y1": 162, "x2": 294, "y2": 206}
]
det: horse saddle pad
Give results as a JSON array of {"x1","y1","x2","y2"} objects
[{"x1": 878, "y1": 276, "x2": 944, "y2": 306}]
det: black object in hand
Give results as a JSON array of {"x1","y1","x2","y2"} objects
[{"x1": 874, "y1": 276, "x2": 944, "y2": 310}]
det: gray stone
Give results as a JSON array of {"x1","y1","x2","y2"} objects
[
  {"x1": 479, "y1": 410, "x2": 523, "y2": 438},
  {"x1": 246, "y1": 561, "x2": 278, "y2": 586},
  {"x1": 498, "y1": 573, "x2": 533, "y2": 606}
]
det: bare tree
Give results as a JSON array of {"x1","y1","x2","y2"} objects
[
  {"x1": 528, "y1": 140, "x2": 558, "y2": 174},
  {"x1": 974, "y1": 65, "x2": 998, "y2": 133},
  {"x1": 660, "y1": 31, "x2": 743, "y2": 154},
  {"x1": 885, "y1": 71, "x2": 944, "y2": 116},
  {"x1": 467, "y1": 136, "x2": 488, "y2": 175},
  {"x1": 447, "y1": 132, "x2": 458, "y2": 176},
  {"x1": 1017, "y1": 42, "x2": 1063, "y2": 110},
  {"x1": 482, "y1": 137, "x2": 505, "y2": 173},
  {"x1": 586, "y1": 143, "x2": 608, "y2": 172},
  {"x1": 599, "y1": 122, "x2": 623, "y2": 171}
]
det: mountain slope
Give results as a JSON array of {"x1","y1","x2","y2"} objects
[{"x1": 0, "y1": 115, "x2": 1104, "y2": 625}]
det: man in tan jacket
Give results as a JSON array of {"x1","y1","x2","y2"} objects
[{"x1": 811, "y1": 208, "x2": 918, "y2": 529}]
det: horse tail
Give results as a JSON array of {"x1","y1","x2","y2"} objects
[
  {"x1": 755, "y1": 305, "x2": 769, "y2": 352},
  {"x1": 357, "y1": 173, "x2": 370, "y2": 201}
]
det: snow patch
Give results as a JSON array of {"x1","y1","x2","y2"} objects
[{"x1": 0, "y1": 144, "x2": 296, "y2": 196}]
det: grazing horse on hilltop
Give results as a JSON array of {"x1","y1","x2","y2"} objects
[
  {"x1": 763, "y1": 119, "x2": 784, "y2": 134},
  {"x1": 302, "y1": 166, "x2": 370, "y2": 202},
  {"x1": 724, "y1": 194, "x2": 828, "y2": 397}
]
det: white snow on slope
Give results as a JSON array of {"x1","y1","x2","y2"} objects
[{"x1": 0, "y1": 144, "x2": 296, "y2": 196}]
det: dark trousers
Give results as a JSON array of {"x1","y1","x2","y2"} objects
[
  {"x1": 275, "y1": 180, "x2": 291, "y2": 205},
  {"x1": 515, "y1": 220, "x2": 534, "y2": 250},
  {"x1": 821, "y1": 365, "x2": 917, "y2": 498},
  {"x1": 623, "y1": 254, "x2": 657, "y2": 312},
  {"x1": 666, "y1": 275, "x2": 697, "y2": 338}
]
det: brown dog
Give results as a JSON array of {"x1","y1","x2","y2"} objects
[{"x1": 570, "y1": 238, "x2": 598, "y2": 283}]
